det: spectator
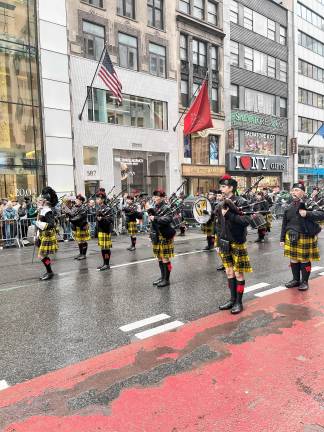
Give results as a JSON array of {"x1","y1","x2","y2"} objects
[
  {"x1": 18, "y1": 201, "x2": 29, "y2": 245},
  {"x1": 3, "y1": 201, "x2": 18, "y2": 247},
  {"x1": 87, "y1": 199, "x2": 97, "y2": 238}
]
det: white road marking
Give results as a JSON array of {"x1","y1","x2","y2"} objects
[
  {"x1": 0, "y1": 380, "x2": 9, "y2": 391},
  {"x1": 245, "y1": 282, "x2": 270, "y2": 293},
  {"x1": 135, "y1": 320, "x2": 184, "y2": 340},
  {"x1": 120, "y1": 313, "x2": 170, "y2": 332},
  {"x1": 318, "y1": 272, "x2": 324, "y2": 276},
  {"x1": 311, "y1": 266, "x2": 324, "y2": 272},
  {"x1": 255, "y1": 286, "x2": 287, "y2": 297}
]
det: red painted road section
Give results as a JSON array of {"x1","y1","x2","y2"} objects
[{"x1": 1, "y1": 278, "x2": 324, "y2": 432}]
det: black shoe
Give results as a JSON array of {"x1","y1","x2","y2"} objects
[
  {"x1": 204, "y1": 245, "x2": 211, "y2": 251},
  {"x1": 153, "y1": 278, "x2": 163, "y2": 286},
  {"x1": 40, "y1": 272, "x2": 54, "y2": 281},
  {"x1": 285, "y1": 279, "x2": 300, "y2": 288},
  {"x1": 157, "y1": 279, "x2": 170, "y2": 288},
  {"x1": 260, "y1": 239, "x2": 265, "y2": 243},
  {"x1": 231, "y1": 302, "x2": 243, "y2": 314},
  {"x1": 97, "y1": 264, "x2": 110, "y2": 271},
  {"x1": 217, "y1": 265, "x2": 225, "y2": 271},
  {"x1": 298, "y1": 281, "x2": 309, "y2": 291},
  {"x1": 39, "y1": 272, "x2": 48, "y2": 280},
  {"x1": 127, "y1": 246, "x2": 136, "y2": 251},
  {"x1": 255, "y1": 238, "x2": 261, "y2": 243},
  {"x1": 77, "y1": 255, "x2": 86, "y2": 260},
  {"x1": 219, "y1": 300, "x2": 235, "y2": 310},
  {"x1": 74, "y1": 254, "x2": 82, "y2": 260}
]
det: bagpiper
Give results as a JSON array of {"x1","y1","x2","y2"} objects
[
  {"x1": 253, "y1": 191, "x2": 271, "y2": 243},
  {"x1": 280, "y1": 181, "x2": 324, "y2": 290},
  {"x1": 202, "y1": 190, "x2": 217, "y2": 250},
  {"x1": 96, "y1": 190, "x2": 113, "y2": 271},
  {"x1": 123, "y1": 195, "x2": 143, "y2": 251},
  {"x1": 35, "y1": 187, "x2": 59, "y2": 281},
  {"x1": 148, "y1": 190, "x2": 176, "y2": 288},
  {"x1": 216, "y1": 175, "x2": 252, "y2": 314},
  {"x1": 68, "y1": 194, "x2": 91, "y2": 260}
]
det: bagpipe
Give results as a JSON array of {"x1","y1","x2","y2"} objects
[
  {"x1": 97, "y1": 190, "x2": 125, "y2": 220},
  {"x1": 220, "y1": 197, "x2": 271, "y2": 230}
]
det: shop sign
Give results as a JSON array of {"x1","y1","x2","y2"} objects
[
  {"x1": 227, "y1": 153, "x2": 288, "y2": 173},
  {"x1": 231, "y1": 110, "x2": 287, "y2": 134},
  {"x1": 291, "y1": 138, "x2": 297, "y2": 155},
  {"x1": 243, "y1": 131, "x2": 275, "y2": 155},
  {"x1": 182, "y1": 164, "x2": 225, "y2": 177}
]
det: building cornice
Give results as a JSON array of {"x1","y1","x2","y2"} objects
[{"x1": 176, "y1": 12, "x2": 226, "y2": 39}]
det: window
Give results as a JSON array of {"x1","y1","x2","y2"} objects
[
  {"x1": 244, "y1": 88, "x2": 275, "y2": 115},
  {"x1": 230, "y1": 0, "x2": 238, "y2": 23},
  {"x1": 298, "y1": 88, "x2": 324, "y2": 109},
  {"x1": 297, "y1": 2, "x2": 324, "y2": 31},
  {"x1": 280, "y1": 98, "x2": 287, "y2": 118},
  {"x1": 253, "y1": 50, "x2": 267, "y2": 76},
  {"x1": 181, "y1": 80, "x2": 189, "y2": 107},
  {"x1": 211, "y1": 86, "x2": 218, "y2": 112},
  {"x1": 88, "y1": 88, "x2": 168, "y2": 130},
  {"x1": 117, "y1": 0, "x2": 135, "y2": 18},
  {"x1": 192, "y1": 39, "x2": 207, "y2": 67},
  {"x1": 298, "y1": 31, "x2": 324, "y2": 57},
  {"x1": 243, "y1": 7, "x2": 253, "y2": 30},
  {"x1": 180, "y1": 34, "x2": 188, "y2": 61},
  {"x1": 211, "y1": 46, "x2": 218, "y2": 71},
  {"x1": 84, "y1": 0, "x2": 103, "y2": 7},
  {"x1": 298, "y1": 116, "x2": 322, "y2": 134},
  {"x1": 179, "y1": 0, "x2": 190, "y2": 13},
  {"x1": 82, "y1": 21, "x2": 105, "y2": 61},
  {"x1": 280, "y1": 26, "x2": 286, "y2": 45},
  {"x1": 207, "y1": 1, "x2": 218, "y2": 25},
  {"x1": 267, "y1": 56, "x2": 276, "y2": 78},
  {"x1": 193, "y1": 0, "x2": 204, "y2": 19},
  {"x1": 279, "y1": 136, "x2": 287, "y2": 156},
  {"x1": 209, "y1": 136, "x2": 219, "y2": 165},
  {"x1": 267, "y1": 19, "x2": 275, "y2": 41},
  {"x1": 231, "y1": 84, "x2": 239, "y2": 109},
  {"x1": 149, "y1": 43, "x2": 166, "y2": 77},
  {"x1": 298, "y1": 59, "x2": 324, "y2": 83},
  {"x1": 230, "y1": 41, "x2": 239, "y2": 66},
  {"x1": 83, "y1": 147, "x2": 98, "y2": 165},
  {"x1": 118, "y1": 33, "x2": 138, "y2": 70},
  {"x1": 279, "y1": 60, "x2": 287, "y2": 82},
  {"x1": 243, "y1": 46, "x2": 253, "y2": 71},
  {"x1": 298, "y1": 147, "x2": 312, "y2": 165},
  {"x1": 148, "y1": 0, "x2": 163, "y2": 29}
]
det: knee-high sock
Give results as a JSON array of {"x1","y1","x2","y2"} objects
[
  {"x1": 101, "y1": 249, "x2": 111, "y2": 265},
  {"x1": 78, "y1": 243, "x2": 83, "y2": 254},
  {"x1": 165, "y1": 262, "x2": 172, "y2": 282},
  {"x1": 82, "y1": 242, "x2": 88, "y2": 256},
  {"x1": 228, "y1": 278, "x2": 237, "y2": 300},
  {"x1": 301, "y1": 262, "x2": 311, "y2": 283},
  {"x1": 290, "y1": 262, "x2": 301, "y2": 282},
  {"x1": 131, "y1": 237, "x2": 136, "y2": 247},
  {"x1": 42, "y1": 257, "x2": 52, "y2": 274},
  {"x1": 236, "y1": 280, "x2": 245, "y2": 294}
]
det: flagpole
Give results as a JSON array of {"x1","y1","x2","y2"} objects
[
  {"x1": 173, "y1": 70, "x2": 209, "y2": 132},
  {"x1": 307, "y1": 121, "x2": 324, "y2": 144},
  {"x1": 78, "y1": 44, "x2": 107, "y2": 121}
]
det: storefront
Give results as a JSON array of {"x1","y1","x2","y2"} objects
[
  {"x1": 298, "y1": 167, "x2": 324, "y2": 190},
  {"x1": 182, "y1": 164, "x2": 225, "y2": 195},
  {"x1": 0, "y1": 0, "x2": 44, "y2": 200},
  {"x1": 226, "y1": 152, "x2": 289, "y2": 191}
]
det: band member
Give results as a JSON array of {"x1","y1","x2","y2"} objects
[
  {"x1": 216, "y1": 175, "x2": 252, "y2": 314},
  {"x1": 148, "y1": 190, "x2": 176, "y2": 288},
  {"x1": 69, "y1": 194, "x2": 90, "y2": 260},
  {"x1": 214, "y1": 190, "x2": 225, "y2": 271},
  {"x1": 35, "y1": 187, "x2": 59, "y2": 280},
  {"x1": 253, "y1": 191, "x2": 271, "y2": 243},
  {"x1": 202, "y1": 190, "x2": 217, "y2": 250},
  {"x1": 280, "y1": 181, "x2": 324, "y2": 291},
  {"x1": 96, "y1": 191, "x2": 113, "y2": 271},
  {"x1": 123, "y1": 196, "x2": 142, "y2": 251}
]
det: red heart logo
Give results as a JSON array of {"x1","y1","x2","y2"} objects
[{"x1": 240, "y1": 156, "x2": 252, "y2": 170}]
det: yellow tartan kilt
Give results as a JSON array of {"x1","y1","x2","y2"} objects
[
  {"x1": 38, "y1": 228, "x2": 58, "y2": 257},
  {"x1": 153, "y1": 235, "x2": 175, "y2": 260},
  {"x1": 98, "y1": 232, "x2": 112, "y2": 249},
  {"x1": 265, "y1": 213, "x2": 272, "y2": 230},
  {"x1": 219, "y1": 242, "x2": 253, "y2": 273},
  {"x1": 73, "y1": 226, "x2": 91, "y2": 242},
  {"x1": 127, "y1": 221, "x2": 137, "y2": 236},
  {"x1": 201, "y1": 221, "x2": 214, "y2": 236},
  {"x1": 284, "y1": 232, "x2": 320, "y2": 262}
]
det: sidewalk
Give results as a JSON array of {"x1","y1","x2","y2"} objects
[{"x1": 1, "y1": 276, "x2": 323, "y2": 432}]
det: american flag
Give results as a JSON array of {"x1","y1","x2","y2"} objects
[{"x1": 98, "y1": 48, "x2": 123, "y2": 104}]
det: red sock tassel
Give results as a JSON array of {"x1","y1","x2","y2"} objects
[{"x1": 236, "y1": 280, "x2": 245, "y2": 294}]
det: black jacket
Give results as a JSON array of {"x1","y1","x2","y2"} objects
[
  {"x1": 151, "y1": 202, "x2": 176, "y2": 240},
  {"x1": 70, "y1": 205, "x2": 88, "y2": 229},
  {"x1": 123, "y1": 206, "x2": 142, "y2": 223},
  {"x1": 216, "y1": 195, "x2": 250, "y2": 244},
  {"x1": 97, "y1": 205, "x2": 113, "y2": 234},
  {"x1": 280, "y1": 200, "x2": 324, "y2": 241}
]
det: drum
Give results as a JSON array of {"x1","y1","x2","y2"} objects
[
  {"x1": 249, "y1": 213, "x2": 266, "y2": 230},
  {"x1": 193, "y1": 197, "x2": 212, "y2": 224}
]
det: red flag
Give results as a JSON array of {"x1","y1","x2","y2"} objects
[{"x1": 183, "y1": 80, "x2": 213, "y2": 135}]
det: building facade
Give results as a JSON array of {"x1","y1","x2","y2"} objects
[
  {"x1": 67, "y1": 0, "x2": 180, "y2": 197},
  {"x1": 176, "y1": 0, "x2": 226, "y2": 195},
  {"x1": 225, "y1": 0, "x2": 293, "y2": 191}
]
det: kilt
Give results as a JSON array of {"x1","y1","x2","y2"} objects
[
  {"x1": 265, "y1": 213, "x2": 272, "y2": 231},
  {"x1": 284, "y1": 232, "x2": 320, "y2": 262},
  {"x1": 127, "y1": 221, "x2": 137, "y2": 236},
  {"x1": 73, "y1": 226, "x2": 91, "y2": 243},
  {"x1": 201, "y1": 221, "x2": 214, "y2": 236},
  {"x1": 38, "y1": 228, "x2": 58, "y2": 257},
  {"x1": 98, "y1": 231, "x2": 112, "y2": 249},
  {"x1": 153, "y1": 235, "x2": 175, "y2": 260},
  {"x1": 219, "y1": 242, "x2": 253, "y2": 273}
]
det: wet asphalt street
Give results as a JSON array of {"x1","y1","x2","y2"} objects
[{"x1": 0, "y1": 221, "x2": 324, "y2": 386}]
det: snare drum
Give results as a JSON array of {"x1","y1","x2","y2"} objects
[{"x1": 249, "y1": 213, "x2": 266, "y2": 230}]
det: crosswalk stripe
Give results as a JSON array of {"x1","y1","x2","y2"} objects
[
  {"x1": 135, "y1": 321, "x2": 184, "y2": 340},
  {"x1": 311, "y1": 266, "x2": 324, "y2": 272},
  {"x1": 0, "y1": 380, "x2": 9, "y2": 391},
  {"x1": 255, "y1": 286, "x2": 287, "y2": 297},
  {"x1": 119, "y1": 314, "x2": 170, "y2": 332},
  {"x1": 245, "y1": 282, "x2": 270, "y2": 293},
  {"x1": 318, "y1": 272, "x2": 324, "y2": 276}
]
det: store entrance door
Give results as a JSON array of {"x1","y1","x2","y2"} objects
[{"x1": 189, "y1": 178, "x2": 218, "y2": 196}]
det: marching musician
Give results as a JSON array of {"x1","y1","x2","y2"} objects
[
  {"x1": 35, "y1": 187, "x2": 59, "y2": 281},
  {"x1": 68, "y1": 194, "x2": 90, "y2": 260},
  {"x1": 123, "y1": 195, "x2": 143, "y2": 251},
  {"x1": 280, "y1": 181, "x2": 324, "y2": 291},
  {"x1": 214, "y1": 190, "x2": 225, "y2": 271},
  {"x1": 202, "y1": 190, "x2": 217, "y2": 251},
  {"x1": 216, "y1": 175, "x2": 252, "y2": 314},
  {"x1": 96, "y1": 190, "x2": 113, "y2": 271},
  {"x1": 148, "y1": 190, "x2": 176, "y2": 288},
  {"x1": 253, "y1": 191, "x2": 271, "y2": 243}
]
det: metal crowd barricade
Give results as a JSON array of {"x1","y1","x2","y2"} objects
[
  {"x1": 0, "y1": 218, "x2": 21, "y2": 249},
  {"x1": 18, "y1": 217, "x2": 37, "y2": 246}
]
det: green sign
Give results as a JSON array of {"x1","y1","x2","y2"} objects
[{"x1": 231, "y1": 111, "x2": 287, "y2": 133}]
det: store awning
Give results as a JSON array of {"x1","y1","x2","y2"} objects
[{"x1": 298, "y1": 167, "x2": 324, "y2": 176}]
